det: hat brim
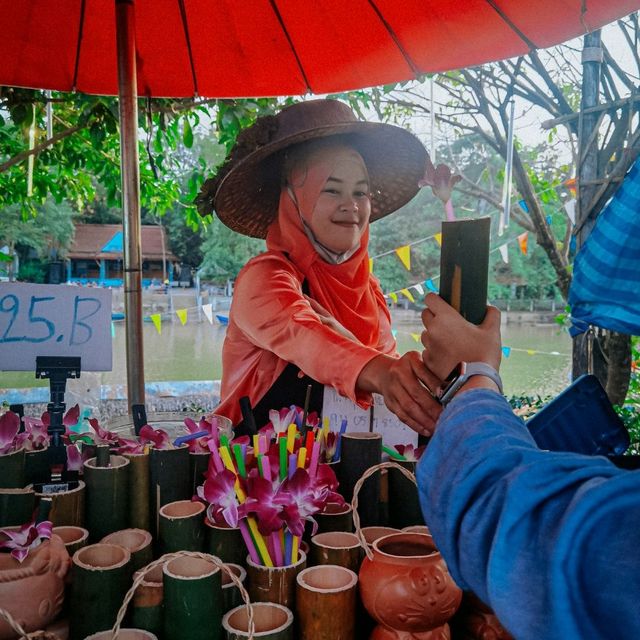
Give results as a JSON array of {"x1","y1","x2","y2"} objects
[{"x1": 204, "y1": 121, "x2": 428, "y2": 239}]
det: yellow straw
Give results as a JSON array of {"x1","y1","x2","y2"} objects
[
  {"x1": 291, "y1": 535, "x2": 299, "y2": 564},
  {"x1": 286, "y1": 423, "x2": 297, "y2": 453},
  {"x1": 219, "y1": 446, "x2": 273, "y2": 566},
  {"x1": 297, "y1": 447, "x2": 306, "y2": 469},
  {"x1": 253, "y1": 434, "x2": 260, "y2": 454}
]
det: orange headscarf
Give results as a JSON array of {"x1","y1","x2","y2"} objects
[{"x1": 265, "y1": 143, "x2": 386, "y2": 347}]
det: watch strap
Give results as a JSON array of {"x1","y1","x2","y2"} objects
[{"x1": 439, "y1": 362, "x2": 503, "y2": 406}]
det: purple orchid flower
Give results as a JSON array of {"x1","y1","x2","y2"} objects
[
  {"x1": 0, "y1": 411, "x2": 20, "y2": 455},
  {"x1": 62, "y1": 404, "x2": 80, "y2": 429},
  {"x1": 268, "y1": 407, "x2": 297, "y2": 435},
  {"x1": 138, "y1": 424, "x2": 171, "y2": 449},
  {"x1": 394, "y1": 443, "x2": 427, "y2": 461},
  {"x1": 0, "y1": 519, "x2": 52, "y2": 563},
  {"x1": 183, "y1": 416, "x2": 220, "y2": 453},
  {"x1": 88, "y1": 418, "x2": 120, "y2": 445},
  {"x1": 198, "y1": 469, "x2": 240, "y2": 528},
  {"x1": 275, "y1": 469, "x2": 326, "y2": 537},
  {"x1": 241, "y1": 475, "x2": 284, "y2": 536},
  {"x1": 15, "y1": 415, "x2": 49, "y2": 451},
  {"x1": 113, "y1": 437, "x2": 146, "y2": 455}
]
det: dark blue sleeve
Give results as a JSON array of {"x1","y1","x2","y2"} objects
[{"x1": 417, "y1": 388, "x2": 640, "y2": 640}]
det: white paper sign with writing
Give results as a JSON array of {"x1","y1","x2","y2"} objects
[
  {"x1": 321, "y1": 387, "x2": 417, "y2": 446},
  {"x1": 0, "y1": 283, "x2": 112, "y2": 371}
]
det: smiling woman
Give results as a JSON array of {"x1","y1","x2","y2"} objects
[{"x1": 196, "y1": 99, "x2": 442, "y2": 437}]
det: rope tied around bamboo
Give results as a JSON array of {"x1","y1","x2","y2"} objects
[
  {"x1": 351, "y1": 461, "x2": 418, "y2": 561},
  {"x1": 112, "y1": 550, "x2": 256, "y2": 639}
]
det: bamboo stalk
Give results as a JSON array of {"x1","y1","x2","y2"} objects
[
  {"x1": 0, "y1": 449, "x2": 25, "y2": 489},
  {"x1": 0, "y1": 487, "x2": 35, "y2": 527},
  {"x1": 84, "y1": 455, "x2": 131, "y2": 542},
  {"x1": 223, "y1": 602, "x2": 293, "y2": 640},
  {"x1": 34, "y1": 479, "x2": 85, "y2": 527},
  {"x1": 102, "y1": 528, "x2": 153, "y2": 572},
  {"x1": 24, "y1": 447, "x2": 51, "y2": 486},
  {"x1": 132, "y1": 561, "x2": 165, "y2": 637}
]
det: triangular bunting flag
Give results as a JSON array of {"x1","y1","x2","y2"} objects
[
  {"x1": 391, "y1": 329, "x2": 398, "y2": 339},
  {"x1": 425, "y1": 279, "x2": 438, "y2": 293},
  {"x1": 502, "y1": 346, "x2": 511, "y2": 358},
  {"x1": 150, "y1": 313, "x2": 162, "y2": 334},
  {"x1": 519, "y1": 199, "x2": 529, "y2": 213},
  {"x1": 389, "y1": 292, "x2": 398, "y2": 303},
  {"x1": 564, "y1": 199, "x2": 576, "y2": 225},
  {"x1": 176, "y1": 309, "x2": 188, "y2": 326},
  {"x1": 202, "y1": 303, "x2": 214, "y2": 324},
  {"x1": 546, "y1": 215, "x2": 553, "y2": 225},
  {"x1": 413, "y1": 283, "x2": 424, "y2": 296},
  {"x1": 400, "y1": 288, "x2": 415, "y2": 303},
  {"x1": 111, "y1": 321, "x2": 115, "y2": 338},
  {"x1": 395, "y1": 245, "x2": 411, "y2": 271},
  {"x1": 517, "y1": 232, "x2": 528, "y2": 255},
  {"x1": 565, "y1": 177, "x2": 577, "y2": 196},
  {"x1": 499, "y1": 243, "x2": 509, "y2": 264},
  {"x1": 410, "y1": 333, "x2": 421, "y2": 343},
  {"x1": 369, "y1": 258, "x2": 374, "y2": 273},
  {"x1": 434, "y1": 233, "x2": 442, "y2": 247},
  {"x1": 526, "y1": 349, "x2": 536, "y2": 355}
]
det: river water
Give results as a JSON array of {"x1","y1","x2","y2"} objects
[{"x1": 1, "y1": 312, "x2": 572, "y2": 401}]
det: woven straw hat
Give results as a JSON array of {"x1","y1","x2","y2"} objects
[{"x1": 196, "y1": 99, "x2": 428, "y2": 238}]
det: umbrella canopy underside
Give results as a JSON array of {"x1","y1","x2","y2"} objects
[{"x1": 2, "y1": 0, "x2": 639, "y2": 98}]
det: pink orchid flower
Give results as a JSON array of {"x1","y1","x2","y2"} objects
[
  {"x1": 63, "y1": 404, "x2": 80, "y2": 429},
  {"x1": 419, "y1": 157, "x2": 462, "y2": 219},
  {"x1": 114, "y1": 437, "x2": 146, "y2": 455},
  {"x1": 15, "y1": 416, "x2": 49, "y2": 451},
  {"x1": 0, "y1": 411, "x2": 20, "y2": 454},
  {"x1": 88, "y1": 418, "x2": 120, "y2": 445},
  {"x1": 275, "y1": 469, "x2": 326, "y2": 537},
  {"x1": 183, "y1": 416, "x2": 220, "y2": 453},
  {"x1": 241, "y1": 475, "x2": 284, "y2": 536},
  {"x1": 268, "y1": 407, "x2": 297, "y2": 435},
  {"x1": 198, "y1": 469, "x2": 240, "y2": 528},
  {"x1": 138, "y1": 425, "x2": 171, "y2": 449},
  {"x1": 0, "y1": 519, "x2": 52, "y2": 563},
  {"x1": 394, "y1": 444, "x2": 427, "y2": 461}
]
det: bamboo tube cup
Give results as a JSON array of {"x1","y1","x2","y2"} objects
[
  {"x1": 336, "y1": 432, "x2": 382, "y2": 527},
  {"x1": 315, "y1": 501, "x2": 353, "y2": 535},
  {"x1": 132, "y1": 561, "x2": 165, "y2": 637},
  {"x1": 295, "y1": 565, "x2": 358, "y2": 640},
  {"x1": 163, "y1": 554, "x2": 224, "y2": 640},
  {"x1": 53, "y1": 525, "x2": 89, "y2": 556},
  {"x1": 310, "y1": 531, "x2": 363, "y2": 574},
  {"x1": 102, "y1": 528, "x2": 154, "y2": 572},
  {"x1": 149, "y1": 445, "x2": 191, "y2": 538},
  {"x1": 205, "y1": 520, "x2": 247, "y2": 567},
  {"x1": 388, "y1": 460, "x2": 424, "y2": 528},
  {"x1": 111, "y1": 551, "x2": 254, "y2": 640},
  {"x1": 246, "y1": 550, "x2": 307, "y2": 609},
  {"x1": 158, "y1": 500, "x2": 205, "y2": 553},
  {"x1": 223, "y1": 602, "x2": 293, "y2": 640},
  {"x1": 124, "y1": 451, "x2": 150, "y2": 531},
  {"x1": 69, "y1": 543, "x2": 132, "y2": 640},
  {"x1": 24, "y1": 447, "x2": 50, "y2": 486},
  {"x1": 0, "y1": 449, "x2": 25, "y2": 489},
  {"x1": 34, "y1": 479, "x2": 85, "y2": 527},
  {"x1": 85, "y1": 630, "x2": 158, "y2": 639},
  {"x1": 84, "y1": 454, "x2": 130, "y2": 541},
  {"x1": 0, "y1": 487, "x2": 35, "y2": 527}
]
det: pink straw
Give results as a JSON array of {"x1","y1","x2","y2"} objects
[
  {"x1": 308, "y1": 441, "x2": 320, "y2": 477},
  {"x1": 207, "y1": 440, "x2": 225, "y2": 473},
  {"x1": 238, "y1": 519, "x2": 261, "y2": 565},
  {"x1": 271, "y1": 531, "x2": 284, "y2": 566}
]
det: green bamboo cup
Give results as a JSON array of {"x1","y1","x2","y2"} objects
[
  {"x1": 84, "y1": 454, "x2": 131, "y2": 541},
  {"x1": 33, "y1": 479, "x2": 85, "y2": 527},
  {"x1": 53, "y1": 525, "x2": 90, "y2": 556},
  {"x1": 205, "y1": 519, "x2": 247, "y2": 566},
  {"x1": 158, "y1": 500, "x2": 205, "y2": 554},
  {"x1": 68, "y1": 543, "x2": 132, "y2": 640},
  {"x1": 102, "y1": 528, "x2": 153, "y2": 572},
  {"x1": 163, "y1": 554, "x2": 223, "y2": 640},
  {"x1": 124, "y1": 451, "x2": 151, "y2": 532},
  {"x1": 132, "y1": 561, "x2": 166, "y2": 637},
  {"x1": 222, "y1": 602, "x2": 294, "y2": 640},
  {"x1": 0, "y1": 449, "x2": 25, "y2": 489},
  {"x1": 222, "y1": 563, "x2": 247, "y2": 613},
  {"x1": 24, "y1": 447, "x2": 51, "y2": 486},
  {"x1": 0, "y1": 487, "x2": 35, "y2": 527}
]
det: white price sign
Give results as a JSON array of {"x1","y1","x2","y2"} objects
[{"x1": 0, "y1": 283, "x2": 112, "y2": 372}]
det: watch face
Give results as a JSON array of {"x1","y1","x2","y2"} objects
[{"x1": 437, "y1": 362, "x2": 466, "y2": 402}]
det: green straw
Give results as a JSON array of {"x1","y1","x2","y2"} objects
[
  {"x1": 233, "y1": 443, "x2": 247, "y2": 478},
  {"x1": 382, "y1": 445, "x2": 407, "y2": 461}
]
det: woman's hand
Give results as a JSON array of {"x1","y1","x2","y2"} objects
[
  {"x1": 356, "y1": 351, "x2": 442, "y2": 437},
  {"x1": 305, "y1": 295, "x2": 359, "y2": 342},
  {"x1": 421, "y1": 293, "x2": 502, "y2": 380}
]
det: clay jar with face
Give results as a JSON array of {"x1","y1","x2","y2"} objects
[{"x1": 358, "y1": 532, "x2": 462, "y2": 639}]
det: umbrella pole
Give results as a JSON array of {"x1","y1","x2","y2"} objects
[{"x1": 116, "y1": 0, "x2": 145, "y2": 411}]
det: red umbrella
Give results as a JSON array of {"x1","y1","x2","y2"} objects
[
  {"x1": 2, "y1": 0, "x2": 638, "y2": 409},
  {"x1": 2, "y1": 0, "x2": 639, "y2": 96}
]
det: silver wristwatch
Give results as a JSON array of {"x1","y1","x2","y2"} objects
[{"x1": 437, "y1": 362, "x2": 503, "y2": 407}]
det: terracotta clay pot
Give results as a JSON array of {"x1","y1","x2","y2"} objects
[
  {"x1": 0, "y1": 534, "x2": 70, "y2": 640},
  {"x1": 360, "y1": 526, "x2": 399, "y2": 548},
  {"x1": 222, "y1": 602, "x2": 294, "y2": 640},
  {"x1": 85, "y1": 630, "x2": 158, "y2": 639},
  {"x1": 359, "y1": 532, "x2": 462, "y2": 639},
  {"x1": 296, "y1": 564, "x2": 358, "y2": 640},
  {"x1": 450, "y1": 591, "x2": 514, "y2": 640}
]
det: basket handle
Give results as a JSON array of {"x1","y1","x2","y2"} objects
[
  {"x1": 350, "y1": 461, "x2": 417, "y2": 561},
  {"x1": 112, "y1": 550, "x2": 255, "y2": 639},
  {"x1": 0, "y1": 607, "x2": 30, "y2": 639}
]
